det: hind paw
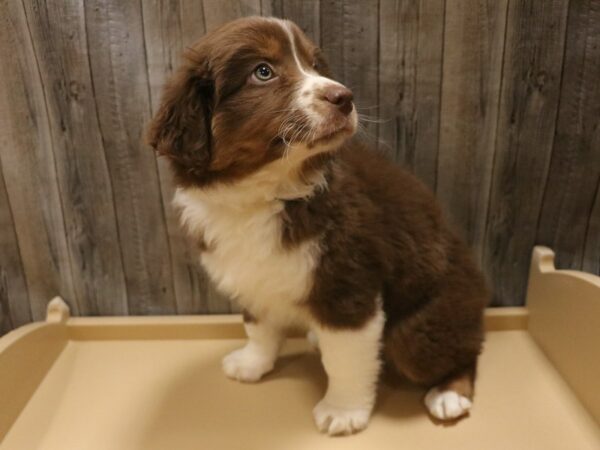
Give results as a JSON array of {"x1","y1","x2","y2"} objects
[{"x1": 424, "y1": 387, "x2": 472, "y2": 420}]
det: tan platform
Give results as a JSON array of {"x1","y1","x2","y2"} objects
[{"x1": 1, "y1": 247, "x2": 599, "y2": 450}]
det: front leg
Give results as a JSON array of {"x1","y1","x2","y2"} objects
[
  {"x1": 222, "y1": 315, "x2": 284, "y2": 383},
  {"x1": 312, "y1": 307, "x2": 385, "y2": 435}
]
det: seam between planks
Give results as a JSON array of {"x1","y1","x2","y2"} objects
[
  {"x1": 481, "y1": 0, "x2": 511, "y2": 268},
  {"x1": 0, "y1": 158, "x2": 30, "y2": 326},
  {"x1": 19, "y1": 0, "x2": 79, "y2": 315},
  {"x1": 82, "y1": 0, "x2": 130, "y2": 314},
  {"x1": 534, "y1": 0, "x2": 573, "y2": 241},
  {"x1": 139, "y1": 0, "x2": 179, "y2": 314},
  {"x1": 434, "y1": 0, "x2": 447, "y2": 194}
]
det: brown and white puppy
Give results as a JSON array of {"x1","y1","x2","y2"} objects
[{"x1": 148, "y1": 17, "x2": 488, "y2": 436}]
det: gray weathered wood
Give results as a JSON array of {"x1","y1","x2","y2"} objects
[
  {"x1": 2, "y1": 2, "x2": 600, "y2": 335},
  {"x1": 320, "y1": 0, "x2": 379, "y2": 139},
  {"x1": 0, "y1": 301, "x2": 9, "y2": 335},
  {"x1": 203, "y1": 0, "x2": 262, "y2": 31},
  {"x1": 483, "y1": 0, "x2": 570, "y2": 306},
  {"x1": 267, "y1": 0, "x2": 321, "y2": 44},
  {"x1": 436, "y1": 0, "x2": 508, "y2": 263},
  {"x1": 260, "y1": 0, "x2": 278, "y2": 16},
  {"x1": 142, "y1": 0, "x2": 232, "y2": 314},
  {"x1": 21, "y1": 0, "x2": 128, "y2": 315},
  {"x1": 536, "y1": 0, "x2": 600, "y2": 271},
  {"x1": 84, "y1": 0, "x2": 177, "y2": 315},
  {"x1": 320, "y1": 0, "x2": 343, "y2": 80},
  {"x1": 0, "y1": 0, "x2": 77, "y2": 320},
  {"x1": 584, "y1": 179, "x2": 600, "y2": 275},
  {"x1": 378, "y1": 0, "x2": 444, "y2": 189},
  {"x1": 0, "y1": 160, "x2": 30, "y2": 329}
]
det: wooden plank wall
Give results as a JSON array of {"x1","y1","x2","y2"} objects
[{"x1": 0, "y1": 0, "x2": 598, "y2": 332}]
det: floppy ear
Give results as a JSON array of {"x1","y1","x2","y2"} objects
[{"x1": 147, "y1": 59, "x2": 214, "y2": 184}]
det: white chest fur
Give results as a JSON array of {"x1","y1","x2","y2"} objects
[{"x1": 174, "y1": 185, "x2": 320, "y2": 327}]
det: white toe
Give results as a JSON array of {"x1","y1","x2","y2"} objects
[
  {"x1": 313, "y1": 399, "x2": 371, "y2": 436},
  {"x1": 222, "y1": 347, "x2": 274, "y2": 383},
  {"x1": 424, "y1": 388, "x2": 472, "y2": 420}
]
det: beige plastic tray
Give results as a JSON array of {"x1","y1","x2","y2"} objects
[{"x1": 1, "y1": 247, "x2": 599, "y2": 450}]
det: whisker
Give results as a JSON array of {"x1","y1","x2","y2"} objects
[
  {"x1": 358, "y1": 115, "x2": 391, "y2": 124},
  {"x1": 289, "y1": 122, "x2": 310, "y2": 145},
  {"x1": 269, "y1": 107, "x2": 300, "y2": 114},
  {"x1": 355, "y1": 104, "x2": 381, "y2": 111}
]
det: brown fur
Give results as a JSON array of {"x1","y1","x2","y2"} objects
[
  {"x1": 282, "y1": 140, "x2": 488, "y2": 383},
  {"x1": 147, "y1": 16, "x2": 489, "y2": 392},
  {"x1": 147, "y1": 18, "x2": 319, "y2": 188}
]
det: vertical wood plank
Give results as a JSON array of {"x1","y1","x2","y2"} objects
[
  {"x1": 537, "y1": 0, "x2": 600, "y2": 271},
  {"x1": 270, "y1": 0, "x2": 321, "y2": 45},
  {"x1": 583, "y1": 179, "x2": 600, "y2": 275},
  {"x1": 84, "y1": 0, "x2": 177, "y2": 315},
  {"x1": 0, "y1": 296, "x2": 9, "y2": 335},
  {"x1": 0, "y1": 161, "x2": 30, "y2": 329},
  {"x1": 0, "y1": 0, "x2": 77, "y2": 320},
  {"x1": 436, "y1": 0, "x2": 508, "y2": 262},
  {"x1": 260, "y1": 0, "x2": 279, "y2": 16},
  {"x1": 0, "y1": 303, "x2": 9, "y2": 335},
  {"x1": 142, "y1": 0, "x2": 207, "y2": 315},
  {"x1": 22, "y1": 0, "x2": 128, "y2": 315},
  {"x1": 1, "y1": 1, "x2": 599, "y2": 324},
  {"x1": 320, "y1": 0, "x2": 343, "y2": 79},
  {"x1": 483, "y1": 0, "x2": 570, "y2": 306},
  {"x1": 321, "y1": 0, "x2": 379, "y2": 138},
  {"x1": 340, "y1": 0, "x2": 379, "y2": 139},
  {"x1": 143, "y1": 0, "x2": 207, "y2": 112},
  {"x1": 378, "y1": 0, "x2": 444, "y2": 189},
  {"x1": 202, "y1": 0, "x2": 262, "y2": 31},
  {"x1": 142, "y1": 0, "x2": 231, "y2": 314}
]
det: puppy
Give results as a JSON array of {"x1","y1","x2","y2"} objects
[{"x1": 148, "y1": 17, "x2": 488, "y2": 436}]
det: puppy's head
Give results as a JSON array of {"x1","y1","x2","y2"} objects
[{"x1": 147, "y1": 17, "x2": 357, "y2": 187}]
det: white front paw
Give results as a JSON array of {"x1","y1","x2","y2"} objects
[
  {"x1": 222, "y1": 347, "x2": 274, "y2": 383},
  {"x1": 424, "y1": 388, "x2": 472, "y2": 420},
  {"x1": 312, "y1": 399, "x2": 372, "y2": 436}
]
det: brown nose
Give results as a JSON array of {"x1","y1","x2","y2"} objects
[{"x1": 323, "y1": 86, "x2": 354, "y2": 115}]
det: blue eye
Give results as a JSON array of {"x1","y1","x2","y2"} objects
[{"x1": 254, "y1": 64, "x2": 274, "y2": 81}]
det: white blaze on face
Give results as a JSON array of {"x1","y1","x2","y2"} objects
[{"x1": 279, "y1": 20, "x2": 355, "y2": 128}]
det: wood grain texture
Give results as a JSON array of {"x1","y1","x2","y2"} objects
[
  {"x1": 583, "y1": 179, "x2": 600, "y2": 275},
  {"x1": 537, "y1": 0, "x2": 600, "y2": 271},
  {"x1": 202, "y1": 0, "x2": 262, "y2": 31},
  {"x1": 84, "y1": 0, "x2": 177, "y2": 315},
  {"x1": 267, "y1": 0, "x2": 321, "y2": 44},
  {"x1": 0, "y1": 0, "x2": 77, "y2": 320},
  {"x1": 142, "y1": 0, "x2": 208, "y2": 315},
  {"x1": 436, "y1": 0, "x2": 508, "y2": 262},
  {"x1": 1, "y1": 2, "x2": 600, "y2": 334},
  {"x1": 483, "y1": 0, "x2": 570, "y2": 306},
  {"x1": 378, "y1": 0, "x2": 444, "y2": 189},
  {"x1": 142, "y1": 0, "x2": 231, "y2": 314},
  {"x1": 260, "y1": 0, "x2": 276, "y2": 16},
  {"x1": 319, "y1": 0, "x2": 343, "y2": 78},
  {"x1": 0, "y1": 160, "x2": 30, "y2": 330},
  {"x1": 0, "y1": 303, "x2": 8, "y2": 336},
  {"x1": 21, "y1": 0, "x2": 128, "y2": 315},
  {"x1": 321, "y1": 0, "x2": 379, "y2": 138}
]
